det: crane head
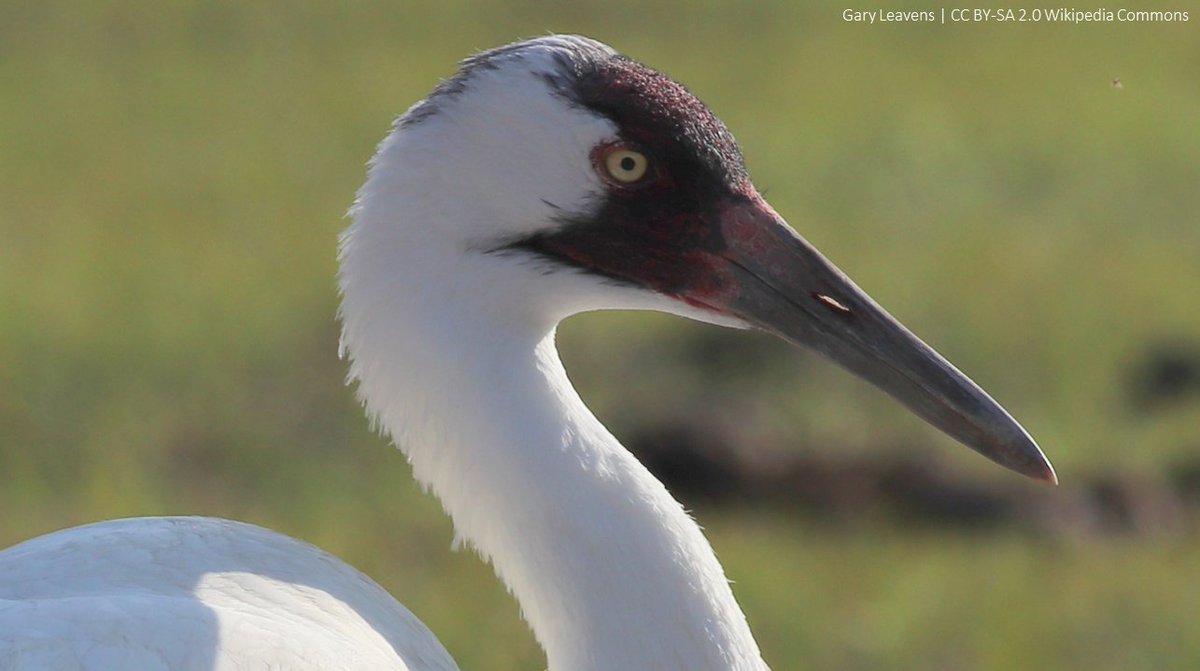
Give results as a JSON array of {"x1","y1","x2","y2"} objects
[{"x1": 347, "y1": 35, "x2": 1056, "y2": 483}]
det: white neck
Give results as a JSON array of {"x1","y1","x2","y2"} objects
[{"x1": 339, "y1": 232, "x2": 767, "y2": 671}]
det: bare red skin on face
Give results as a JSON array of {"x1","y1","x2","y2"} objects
[
  {"x1": 505, "y1": 48, "x2": 774, "y2": 315},
  {"x1": 670, "y1": 188, "x2": 798, "y2": 316}
]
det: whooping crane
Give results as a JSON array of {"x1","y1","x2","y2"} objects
[{"x1": 0, "y1": 35, "x2": 1055, "y2": 670}]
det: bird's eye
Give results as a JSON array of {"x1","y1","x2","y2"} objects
[{"x1": 601, "y1": 147, "x2": 650, "y2": 184}]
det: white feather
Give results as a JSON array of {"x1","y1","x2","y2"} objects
[{"x1": 1, "y1": 517, "x2": 456, "y2": 670}]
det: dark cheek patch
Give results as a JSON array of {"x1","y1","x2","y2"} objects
[
  {"x1": 675, "y1": 255, "x2": 737, "y2": 315},
  {"x1": 526, "y1": 198, "x2": 734, "y2": 311},
  {"x1": 611, "y1": 247, "x2": 730, "y2": 302}
]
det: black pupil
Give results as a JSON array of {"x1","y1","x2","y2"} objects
[{"x1": 619, "y1": 156, "x2": 638, "y2": 172}]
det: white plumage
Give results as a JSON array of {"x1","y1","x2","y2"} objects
[
  {"x1": 1, "y1": 35, "x2": 1052, "y2": 670},
  {"x1": 2, "y1": 518, "x2": 455, "y2": 670}
]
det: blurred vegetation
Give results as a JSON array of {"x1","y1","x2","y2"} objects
[{"x1": 2, "y1": 1, "x2": 1199, "y2": 669}]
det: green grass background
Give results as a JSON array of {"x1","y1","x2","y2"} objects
[{"x1": 2, "y1": 1, "x2": 1199, "y2": 668}]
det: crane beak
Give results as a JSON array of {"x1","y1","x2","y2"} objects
[{"x1": 690, "y1": 195, "x2": 1056, "y2": 483}]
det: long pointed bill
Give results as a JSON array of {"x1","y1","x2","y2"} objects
[{"x1": 689, "y1": 197, "x2": 1056, "y2": 483}]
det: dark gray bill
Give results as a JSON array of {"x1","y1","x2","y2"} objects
[{"x1": 693, "y1": 198, "x2": 1056, "y2": 483}]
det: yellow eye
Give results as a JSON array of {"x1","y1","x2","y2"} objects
[{"x1": 603, "y1": 148, "x2": 649, "y2": 184}]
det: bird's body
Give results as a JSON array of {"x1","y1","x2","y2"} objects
[
  {"x1": 1, "y1": 35, "x2": 1053, "y2": 670},
  {"x1": 0, "y1": 517, "x2": 456, "y2": 670}
]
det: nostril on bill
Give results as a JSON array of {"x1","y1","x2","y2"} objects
[{"x1": 812, "y1": 292, "x2": 853, "y2": 317}]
